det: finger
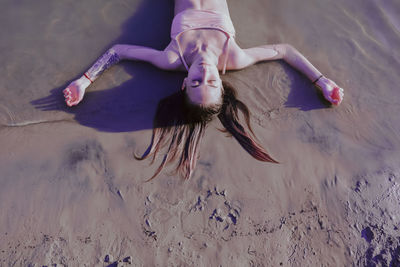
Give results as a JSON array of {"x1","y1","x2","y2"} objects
[
  {"x1": 70, "y1": 100, "x2": 78, "y2": 106},
  {"x1": 68, "y1": 98, "x2": 77, "y2": 106}
]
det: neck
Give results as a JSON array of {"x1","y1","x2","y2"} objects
[{"x1": 187, "y1": 49, "x2": 219, "y2": 68}]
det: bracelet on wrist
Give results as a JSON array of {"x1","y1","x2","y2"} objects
[
  {"x1": 84, "y1": 73, "x2": 93, "y2": 83},
  {"x1": 312, "y1": 75, "x2": 324, "y2": 84}
]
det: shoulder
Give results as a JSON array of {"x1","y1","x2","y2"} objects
[
  {"x1": 226, "y1": 42, "x2": 284, "y2": 71},
  {"x1": 225, "y1": 40, "x2": 254, "y2": 70},
  {"x1": 159, "y1": 42, "x2": 184, "y2": 71}
]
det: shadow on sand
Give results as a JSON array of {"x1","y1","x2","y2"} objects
[
  {"x1": 281, "y1": 62, "x2": 332, "y2": 111},
  {"x1": 31, "y1": 0, "x2": 330, "y2": 133},
  {"x1": 31, "y1": 0, "x2": 184, "y2": 132}
]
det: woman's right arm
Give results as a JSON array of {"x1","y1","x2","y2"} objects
[
  {"x1": 63, "y1": 44, "x2": 180, "y2": 106},
  {"x1": 115, "y1": 44, "x2": 181, "y2": 70}
]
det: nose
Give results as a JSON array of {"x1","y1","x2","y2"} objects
[{"x1": 200, "y1": 65, "x2": 208, "y2": 80}]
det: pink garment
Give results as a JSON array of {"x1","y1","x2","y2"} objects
[{"x1": 171, "y1": 9, "x2": 236, "y2": 74}]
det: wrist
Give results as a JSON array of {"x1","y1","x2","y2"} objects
[
  {"x1": 312, "y1": 74, "x2": 324, "y2": 85},
  {"x1": 83, "y1": 72, "x2": 94, "y2": 83},
  {"x1": 78, "y1": 76, "x2": 91, "y2": 89},
  {"x1": 315, "y1": 76, "x2": 329, "y2": 88}
]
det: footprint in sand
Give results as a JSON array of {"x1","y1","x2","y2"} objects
[
  {"x1": 61, "y1": 140, "x2": 118, "y2": 196},
  {"x1": 348, "y1": 167, "x2": 400, "y2": 266},
  {"x1": 186, "y1": 187, "x2": 241, "y2": 237}
]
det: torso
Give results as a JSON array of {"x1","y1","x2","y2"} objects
[
  {"x1": 174, "y1": 29, "x2": 231, "y2": 71},
  {"x1": 164, "y1": 8, "x2": 244, "y2": 72}
]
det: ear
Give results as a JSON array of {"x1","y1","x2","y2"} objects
[{"x1": 181, "y1": 78, "x2": 187, "y2": 91}]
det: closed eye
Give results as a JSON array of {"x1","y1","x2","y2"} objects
[
  {"x1": 191, "y1": 80, "x2": 200, "y2": 87},
  {"x1": 191, "y1": 79, "x2": 219, "y2": 88},
  {"x1": 208, "y1": 80, "x2": 219, "y2": 87}
]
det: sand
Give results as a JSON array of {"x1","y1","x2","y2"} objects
[{"x1": 1, "y1": 0, "x2": 400, "y2": 266}]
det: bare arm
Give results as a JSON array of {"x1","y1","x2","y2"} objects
[
  {"x1": 86, "y1": 44, "x2": 179, "y2": 82},
  {"x1": 232, "y1": 44, "x2": 322, "y2": 82},
  {"x1": 114, "y1": 44, "x2": 180, "y2": 71},
  {"x1": 230, "y1": 44, "x2": 344, "y2": 105},
  {"x1": 63, "y1": 44, "x2": 180, "y2": 106}
]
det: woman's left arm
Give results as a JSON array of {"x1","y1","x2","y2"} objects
[
  {"x1": 231, "y1": 44, "x2": 344, "y2": 105},
  {"x1": 232, "y1": 44, "x2": 322, "y2": 82}
]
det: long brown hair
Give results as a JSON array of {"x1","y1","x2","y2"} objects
[{"x1": 135, "y1": 81, "x2": 278, "y2": 180}]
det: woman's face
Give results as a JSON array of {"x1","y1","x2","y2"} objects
[{"x1": 185, "y1": 61, "x2": 223, "y2": 106}]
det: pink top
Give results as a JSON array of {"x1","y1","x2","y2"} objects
[{"x1": 171, "y1": 9, "x2": 236, "y2": 74}]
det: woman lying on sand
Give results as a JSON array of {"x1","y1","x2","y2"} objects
[{"x1": 63, "y1": 0, "x2": 344, "y2": 179}]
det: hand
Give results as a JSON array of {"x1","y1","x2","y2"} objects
[
  {"x1": 315, "y1": 76, "x2": 344, "y2": 106},
  {"x1": 63, "y1": 77, "x2": 90, "y2": 107}
]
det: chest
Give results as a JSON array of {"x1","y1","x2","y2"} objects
[
  {"x1": 177, "y1": 29, "x2": 228, "y2": 52},
  {"x1": 176, "y1": 29, "x2": 231, "y2": 69}
]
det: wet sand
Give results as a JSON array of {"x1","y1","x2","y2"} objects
[{"x1": 1, "y1": 0, "x2": 400, "y2": 265}]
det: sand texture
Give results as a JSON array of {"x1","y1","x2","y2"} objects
[{"x1": 1, "y1": 0, "x2": 400, "y2": 266}]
